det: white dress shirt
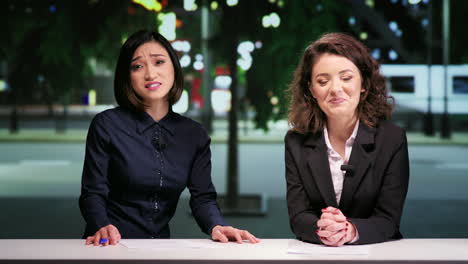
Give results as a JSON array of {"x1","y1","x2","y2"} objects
[{"x1": 323, "y1": 120, "x2": 359, "y2": 205}]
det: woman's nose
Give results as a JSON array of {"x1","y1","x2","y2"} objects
[
  {"x1": 145, "y1": 65, "x2": 158, "y2": 80},
  {"x1": 330, "y1": 79, "x2": 343, "y2": 94}
]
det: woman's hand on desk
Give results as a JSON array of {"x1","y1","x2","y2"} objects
[
  {"x1": 316, "y1": 207, "x2": 356, "y2": 247},
  {"x1": 211, "y1": 225, "x2": 260, "y2": 244},
  {"x1": 85, "y1": 224, "x2": 121, "y2": 246}
]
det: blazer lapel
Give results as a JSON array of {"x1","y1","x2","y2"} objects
[
  {"x1": 304, "y1": 132, "x2": 339, "y2": 208},
  {"x1": 339, "y1": 122, "x2": 376, "y2": 211}
]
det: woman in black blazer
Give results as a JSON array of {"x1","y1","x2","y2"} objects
[{"x1": 285, "y1": 33, "x2": 409, "y2": 246}]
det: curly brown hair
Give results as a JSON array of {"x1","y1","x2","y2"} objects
[{"x1": 287, "y1": 32, "x2": 394, "y2": 134}]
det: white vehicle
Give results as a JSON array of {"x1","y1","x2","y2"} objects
[{"x1": 381, "y1": 64, "x2": 468, "y2": 115}]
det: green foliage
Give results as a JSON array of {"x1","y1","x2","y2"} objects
[
  {"x1": 246, "y1": 0, "x2": 349, "y2": 131},
  {"x1": 1, "y1": 0, "x2": 157, "y2": 105},
  {"x1": 3, "y1": 0, "x2": 468, "y2": 131},
  {"x1": 178, "y1": 0, "x2": 349, "y2": 131},
  {"x1": 451, "y1": 0, "x2": 468, "y2": 64}
]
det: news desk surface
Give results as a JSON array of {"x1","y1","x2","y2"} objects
[{"x1": 1, "y1": 239, "x2": 468, "y2": 264}]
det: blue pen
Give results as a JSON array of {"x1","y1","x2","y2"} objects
[{"x1": 99, "y1": 238, "x2": 108, "y2": 244}]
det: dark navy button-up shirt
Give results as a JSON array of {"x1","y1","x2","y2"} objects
[{"x1": 79, "y1": 107, "x2": 226, "y2": 238}]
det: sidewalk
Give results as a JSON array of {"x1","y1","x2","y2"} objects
[{"x1": 1, "y1": 125, "x2": 468, "y2": 145}]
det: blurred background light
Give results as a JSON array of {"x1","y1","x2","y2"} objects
[
  {"x1": 389, "y1": 49, "x2": 399, "y2": 60},
  {"x1": 262, "y1": 13, "x2": 281, "y2": 28},
  {"x1": 389, "y1": 21, "x2": 398, "y2": 32},
  {"x1": 226, "y1": 0, "x2": 238, "y2": 7},
  {"x1": 371, "y1": 48, "x2": 381, "y2": 60},
  {"x1": 183, "y1": 0, "x2": 197, "y2": 11},
  {"x1": 270, "y1": 96, "x2": 279, "y2": 106},
  {"x1": 212, "y1": 89, "x2": 231, "y2": 113},
  {"x1": 158, "y1": 12, "x2": 176, "y2": 41},
  {"x1": 277, "y1": 0, "x2": 284, "y2": 8},
  {"x1": 270, "y1": 12, "x2": 281, "y2": 28},
  {"x1": 365, "y1": 0, "x2": 374, "y2": 8},
  {"x1": 180, "y1": 54, "x2": 191, "y2": 68},
  {"x1": 395, "y1": 29, "x2": 403, "y2": 37},
  {"x1": 237, "y1": 58, "x2": 252, "y2": 71},
  {"x1": 214, "y1": 76, "x2": 232, "y2": 89},
  {"x1": 360, "y1": 32, "x2": 368, "y2": 40},
  {"x1": 262, "y1": 15, "x2": 271, "y2": 28},
  {"x1": 173, "y1": 90, "x2": 189, "y2": 113},
  {"x1": 193, "y1": 61, "x2": 204, "y2": 71},
  {"x1": 210, "y1": 1, "x2": 218, "y2": 10},
  {"x1": 409, "y1": 0, "x2": 422, "y2": 4},
  {"x1": 172, "y1": 40, "x2": 191, "y2": 52},
  {"x1": 88, "y1": 90, "x2": 97, "y2": 106},
  {"x1": 421, "y1": 18, "x2": 429, "y2": 27},
  {"x1": 237, "y1": 41, "x2": 255, "y2": 53},
  {"x1": 0, "y1": 80, "x2": 7, "y2": 92},
  {"x1": 237, "y1": 41, "x2": 255, "y2": 71},
  {"x1": 255, "y1": 41, "x2": 263, "y2": 49},
  {"x1": 132, "y1": 0, "x2": 162, "y2": 12}
]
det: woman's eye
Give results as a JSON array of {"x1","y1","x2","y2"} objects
[
  {"x1": 317, "y1": 80, "x2": 328, "y2": 86},
  {"x1": 131, "y1": 64, "x2": 142, "y2": 71},
  {"x1": 342, "y1": 76, "x2": 353, "y2": 81},
  {"x1": 155, "y1": 60, "x2": 165, "y2": 65}
]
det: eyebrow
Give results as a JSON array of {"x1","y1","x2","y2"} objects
[
  {"x1": 131, "y1": 53, "x2": 166, "y2": 62},
  {"x1": 314, "y1": 69, "x2": 355, "y2": 78}
]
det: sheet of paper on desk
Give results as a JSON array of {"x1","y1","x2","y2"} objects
[
  {"x1": 120, "y1": 240, "x2": 225, "y2": 250},
  {"x1": 287, "y1": 240, "x2": 371, "y2": 255}
]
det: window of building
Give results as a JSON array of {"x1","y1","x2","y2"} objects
[
  {"x1": 453, "y1": 76, "x2": 468, "y2": 94},
  {"x1": 386, "y1": 76, "x2": 415, "y2": 93}
]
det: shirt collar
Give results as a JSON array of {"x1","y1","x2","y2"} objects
[
  {"x1": 324, "y1": 120, "x2": 359, "y2": 153},
  {"x1": 135, "y1": 109, "x2": 177, "y2": 136}
]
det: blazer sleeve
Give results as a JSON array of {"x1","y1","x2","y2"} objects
[
  {"x1": 285, "y1": 132, "x2": 322, "y2": 243},
  {"x1": 187, "y1": 126, "x2": 227, "y2": 235},
  {"x1": 350, "y1": 129, "x2": 409, "y2": 244},
  {"x1": 79, "y1": 114, "x2": 112, "y2": 234}
]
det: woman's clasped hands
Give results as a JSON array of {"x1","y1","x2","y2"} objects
[{"x1": 316, "y1": 207, "x2": 357, "y2": 247}]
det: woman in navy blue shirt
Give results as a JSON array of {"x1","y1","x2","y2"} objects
[{"x1": 80, "y1": 30, "x2": 259, "y2": 246}]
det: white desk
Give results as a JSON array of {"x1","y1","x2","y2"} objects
[{"x1": 1, "y1": 239, "x2": 468, "y2": 263}]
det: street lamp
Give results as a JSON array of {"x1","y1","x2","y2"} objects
[
  {"x1": 441, "y1": 0, "x2": 451, "y2": 139},
  {"x1": 424, "y1": 0, "x2": 434, "y2": 136}
]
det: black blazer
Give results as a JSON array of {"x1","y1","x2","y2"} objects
[{"x1": 285, "y1": 120, "x2": 409, "y2": 244}]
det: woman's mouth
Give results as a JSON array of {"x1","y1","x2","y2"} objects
[
  {"x1": 329, "y1": 97, "x2": 346, "y2": 104},
  {"x1": 145, "y1": 82, "x2": 161, "y2": 91}
]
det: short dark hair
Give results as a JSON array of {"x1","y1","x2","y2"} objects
[
  {"x1": 114, "y1": 30, "x2": 183, "y2": 112},
  {"x1": 287, "y1": 32, "x2": 394, "y2": 134}
]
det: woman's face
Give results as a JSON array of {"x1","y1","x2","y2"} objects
[
  {"x1": 310, "y1": 53, "x2": 364, "y2": 121},
  {"x1": 130, "y1": 41, "x2": 175, "y2": 106}
]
